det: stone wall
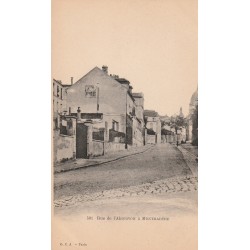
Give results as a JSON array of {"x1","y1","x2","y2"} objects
[
  {"x1": 146, "y1": 135, "x2": 156, "y2": 144},
  {"x1": 161, "y1": 135, "x2": 175, "y2": 143},
  {"x1": 54, "y1": 131, "x2": 76, "y2": 163},
  {"x1": 92, "y1": 140, "x2": 104, "y2": 157},
  {"x1": 106, "y1": 142, "x2": 125, "y2": 153}
]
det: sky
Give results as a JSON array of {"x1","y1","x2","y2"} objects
[{"x1": 52, "y1": 0, "x2": 197, "y2": 117}]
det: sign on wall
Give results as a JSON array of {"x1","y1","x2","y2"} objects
[{"x1": 85, "y1": 85, "x2": 96, "y2": 97}]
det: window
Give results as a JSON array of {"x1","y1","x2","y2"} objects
[
  {"x1": 57, "y1": 86, "x2": 60, "y2": 97},
  {"x1": 112, "y1": 120, "x2": 119, "y2": 131}
]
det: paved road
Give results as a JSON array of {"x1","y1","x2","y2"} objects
[
  {"x1": 54, "y1": 143, "x2": 198, "y2": 214},
  {"x1": 54, "y1": 175, "x2": 197, "y2": 210},
  {"x1": 54, "y1": 143, "x2": 193, "y2": 201}
]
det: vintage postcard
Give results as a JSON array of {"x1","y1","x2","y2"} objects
[{"x1": 52, "y1": 0, "x2": 198, "y2": 249}]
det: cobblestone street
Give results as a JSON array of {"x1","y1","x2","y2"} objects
[
  {"x1": 54, "y1": 143, "x2": 198, "y2": 216},
  {"x1": 54, "y1": 175, "x2": 197, "y2": 208}
]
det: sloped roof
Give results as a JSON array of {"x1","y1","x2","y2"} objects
[
  {"x1": 115, "y1": 78, "x2": 130, "y2": 85},
  {"x1": 73, "y1": 66, "x2": 102, "y2": 85},
  {"x1": 72, "y1": 67, "x2": 132, "y2": 91},
  {"x1": 190, "y1": 89, "x2": 198, "y2": 105},
  {"x1": 144, "y1": 110, "x2": 159, "y2": 117},
  {"x1": 132, "y1": 92, "x2": 144, "y2": 98},
  {"x1": 66, "y1": 66, "x2": 140, "y2": 103}
]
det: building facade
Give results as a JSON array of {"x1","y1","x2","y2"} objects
[
  {"x1": 187, "y1": 89, "x2": 198, "y2": 142},
  {"x1": 132, "y1": 93, "x2": 145, "y2": 146},
  {"x1": 52, "y1": 79, "x2": 77, "y2": 163},
  {"x1": 54, "y1": 66, "x2": 146, "y2": 159},
  {"x1": 144, "y1": 110, "x2": 161, "y2": 144}
]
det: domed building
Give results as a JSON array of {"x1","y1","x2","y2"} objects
[
  {"x1": 189, "y1": 89, "x2": 198, "y2": 115},
  {"x1": 187, "y1": 88, "x2": 198, "y2": 142}
]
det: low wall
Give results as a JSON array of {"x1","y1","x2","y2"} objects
[
  {"x1": 133, "y1": 137, "x2": 144, "y2": 147},
  {"x1": 54, "y1": 132, "x2": 76, "y2": 162},
  {"x1": 146, "y1": 135, "x2": 156, "y2": 144},
  {"x1": 92, "y1": 140, "x2": 104, "y2": 157},
  {"x1": 161, "y1": 135, "x2": 167, "y2": 143},
  {"x1": 161, "y1": 135, "x2": 175, "y2": 143},
  {"x1": 106, "y1": 142, "x2": 125, "y2": 153}
]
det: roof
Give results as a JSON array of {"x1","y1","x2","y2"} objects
[
  {"x1": 72, "y1": 67, "x2": 132, "y2": 91},
  {"x1": 53, "y1": 79, "x2": 72, "y2": 88},
  {"x1": 115, "y1": 78, "x2": 130, "y2": 85},
  {"x1": 190, "y1": 89, "x2": 198, "y2": 105},
  {"x1": 72, "y1": 66, "x2": 100, "y2": 85},
  {"x1": 132, "y1": 92, "x2": 144, "y2": 98},
  {"x1": 127, "y1": 90, "x2": 135, "y2": 102},
  {"x1": 144, "y1": 110, "x2": 159, "y2": 117},
  {"x1": 53, "y1": 79, "x2": 64, "y2": 87},
  {"x1": 160, "y1": 115, "x2": 170, "y2": 119},
  {"x1": 65, "y1": 66, "x2": 138, "y2": 102}
]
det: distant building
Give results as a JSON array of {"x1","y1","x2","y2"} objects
[
  {"x1": 179, "y1": 107, "x2": 184, "y2": 118},
  {"x1": 161, "y1": 124, "x2": 175, "y2": 144},
  {"x1": 159, "y1": 115, "x2": 170, "y2": 125},
  {"x1": 132, "y1": 93, "x2": 145, "y2": 146},
  {"x1": 144, "y1": 110, "x2": 161, "y2": 144},
  {"x1": 187, "y1": 89, "x2": 198, "y2": 142},
  {"x1": 189, "y1": 90, "x2": 198, "y2": 115}
]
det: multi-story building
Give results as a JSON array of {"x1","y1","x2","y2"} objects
[
  {"x1": 64, "y1": 66, "x2": 145, "y2": 155},
  {"x1": 52, "y1": 78, "x2": 77, "y2": 163},
  {"x1": 53, "y1": 79, "x2": 67, "y2": 115},
  {"x1": 132, "y1": 93, "x2": 145, "y2": 146}
]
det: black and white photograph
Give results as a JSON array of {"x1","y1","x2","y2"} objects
[
  {"x1": 52, "y1": 0, "x2": 198, "y2": 249},
  {"x1": 2, "y1": 1, "x2": 250, "y2": 250}
]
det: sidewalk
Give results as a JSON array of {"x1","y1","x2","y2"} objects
[
  {"x1": 54, "y1": 144, "x2": 154, "y2": 174},
  {"x1": 180, "y1": 143, "x2": 198, "y2": 157},
  {"x1": 177, "y1": 143, "x2": 198, "y2": 176}
]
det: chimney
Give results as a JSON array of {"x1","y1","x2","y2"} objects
[
  {"x1": 102, "y1": 65, "x2": 108, "y2": 74},
  {"x1": 129, "y1": 85, "x2": 133, "y2": 94},
  {"x1": 71, "y1": 77, "x2": 73, "y2": 85}
]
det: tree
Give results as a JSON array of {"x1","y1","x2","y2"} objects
[
  {"x1": 169, "y1": 115, "x2": 187, "y2": 132},
  {"x1": 175, "y1": 116, "x2": 187, "y2": 127}
]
